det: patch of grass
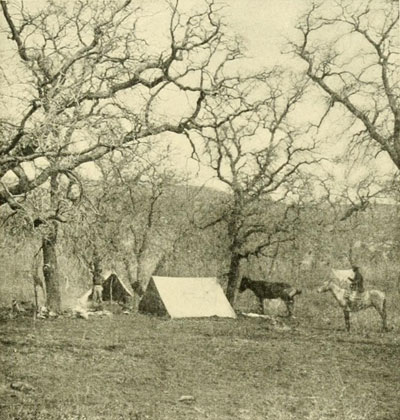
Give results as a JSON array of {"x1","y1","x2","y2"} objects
[{"x1": 1, "y1": 309, "x2": 399, "y2": 420}]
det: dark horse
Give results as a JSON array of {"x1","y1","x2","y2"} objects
[{"x1": 239, "y1": 276, "x2": 302, "y2": 317}]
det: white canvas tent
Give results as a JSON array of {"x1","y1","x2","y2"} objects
[
  {"x1": 332, "y1": 269, "x2": 353, "y2": 287},
  {"x1": 139, "y1": 276, "x2": 236, "y2": 319}
]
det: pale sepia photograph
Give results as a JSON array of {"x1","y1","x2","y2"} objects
[{"x1": 0, "y1": 1, "x2": 399, "y2": 419}]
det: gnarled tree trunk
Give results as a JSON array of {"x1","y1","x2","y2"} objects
[
  {"x1": 226, "y1": 252, "x2": 241, "y2": 305},
  {"x1": 42, "y1": 173, "x2": 62, "y2": 313},
  {"x1": 42, "y1": 224, "x2": 61, "y2": 312}
]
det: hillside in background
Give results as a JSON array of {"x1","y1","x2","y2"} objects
[{"x1": 0, "y1": 182, "x2": 399, "y2": 308}]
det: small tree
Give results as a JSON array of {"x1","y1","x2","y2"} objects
[
  {"x1": 67, "y1": 147, "x2": 193, "y2": 294},
  {"x1": 293, "y1": 167, "x2": 394, "y2": 275}
]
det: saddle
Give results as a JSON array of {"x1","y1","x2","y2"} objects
[{"x1": 345, "y1": 290, "x2": 364, "y2": 311}]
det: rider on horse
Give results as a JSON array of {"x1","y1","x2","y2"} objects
[
  {"x1": 346, "y1": 266, "x2": 364, "y2": 307},
  {"x1": 349, "y1": 266, "x2": 364, "y2": 293}
]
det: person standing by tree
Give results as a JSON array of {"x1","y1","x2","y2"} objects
[{"x1": 90, "y1": 255, "x2": 104, "y2": 307}]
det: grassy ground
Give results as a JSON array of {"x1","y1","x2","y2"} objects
[{"x1": 1, "y1": 285, "x2": 400, "y2": 420}]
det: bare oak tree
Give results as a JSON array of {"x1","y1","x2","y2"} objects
[
  {"x1": 293, "y1": 0, "x2": 399, "y2": 166},
  {"x1": 0, "y1": 0, "x2": 244, "y2": 310},
  {"x1": 192, "y1": 72, "x2": 319, "y2": 303},
  {"x1": 0, "y1": 0, "x2": 245, "y2": 204}
]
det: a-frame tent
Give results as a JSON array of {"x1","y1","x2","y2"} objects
[
  {"x1": 139, "y1": 276, "x2": 236, "y2": 319},
  {"x1": 101, "y1": 272, "x2": 133, "y2": 303},
  {"x1": 85, "y1": 271, "x2": 133, "y2": 304}
]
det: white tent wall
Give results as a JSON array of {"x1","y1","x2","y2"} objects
[
  {"x1": 139, "y1": 276, "x2": 236, "y2": 319},
  {"x1": 331, "y1": 269, "x2": 353, "y2": 288}
]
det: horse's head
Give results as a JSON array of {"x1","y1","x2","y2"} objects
[
  {"x1": 239, "y1": 276, "x2": 250, "y2": 293},
  {"x1": 317, "y1": 279, "x2": 333, "y2": 293}
]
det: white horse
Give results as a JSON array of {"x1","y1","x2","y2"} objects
[{"x1": 317, "y1": 279, "x2": 387, "y2": 332}]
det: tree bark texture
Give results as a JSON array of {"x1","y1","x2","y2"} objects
[
  {"x1": 42, "y1": 225, "x2": 61, "y2": 313},
  {"x1": 225, "y1": 253, "x2": 241, "y2": 305}
]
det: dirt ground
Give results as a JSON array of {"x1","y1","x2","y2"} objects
[{"x1": 1, "y1": 293, "x2": 399, "y2": 420}]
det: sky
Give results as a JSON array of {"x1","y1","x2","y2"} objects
[
  {"x1": 149, "y1": 0, "x2": 395, "y2": 194},
  {"x1": 0, "y1": 0, "x2": 396, "y2": 197}
]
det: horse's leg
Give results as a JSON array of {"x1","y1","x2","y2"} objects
[
  {"x1": 285, "y1": 299, "x2": 294, "y2": 317},
  {"x1": 376, "y1": 298, "x2": 388, "y2": 332},
  {"x1": 259, "y1": 297, "x2": 264, "y2": 314},
  {"x1": 343, "y1": 310, "x2": 350, "y2": 332}
]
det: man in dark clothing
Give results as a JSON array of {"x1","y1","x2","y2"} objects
[
  {"x1": 349, "y1": 266, "x2": 364, "y2": 293},
  {"x1": 346, "y1": 266, "x2": 364, "y2": 307}
]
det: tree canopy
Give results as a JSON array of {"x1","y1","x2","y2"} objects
[
  {"x1": 0, "y1": 0, "x2": 246, "y2": 206},
  {"x1": 293, "y1": 0, "x2": 399, "y2": 168}
]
